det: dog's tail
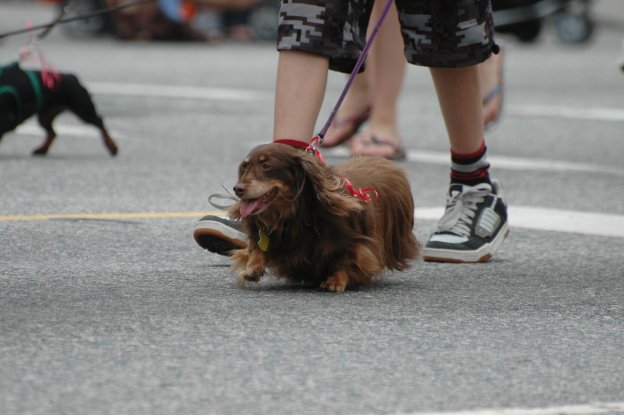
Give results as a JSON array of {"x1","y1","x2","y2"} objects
[{"x1": 382, "y1": 188, "x2": 421, "y2": 270}]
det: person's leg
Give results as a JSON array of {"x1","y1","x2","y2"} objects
[
  {"x1": 323, "y1": 0, "x2": 405, "y2": 150},
  {"x1": 274, "y1": 0, "x2": 370, "y2": 143},
  {"x1": 349, "y1": 0, "x2": 407, "y2": 159},
  {"x1": 423, "y1": 65, "x2": 508, "y2": 263},
  {"x1": 363, "y1": 0, "x2": 406, "y2": 142},
  {"x1": 430, "y1": 66, "x2": 484, "y2": 154},
  {"x1": 274, "y1": 50, "x2": 329, "y2": 142}
]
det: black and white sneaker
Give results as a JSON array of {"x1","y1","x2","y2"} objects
[
  {"x1": 423, "y1": 180, "x2": 509, "y2": 263},
  {"x1": 193, "y1": 215, "x2": 248, "y2": 256}
]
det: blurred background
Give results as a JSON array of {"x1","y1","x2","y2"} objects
[
  {"x1": 9, "y1": 0, "x2": 280, "y2": 42},
  {"x1": 2, "y1": 0, "x2": 615, "y2": 46},
  {"x1": 1, "y1": 3, "x2": 623, "y2": 415}
]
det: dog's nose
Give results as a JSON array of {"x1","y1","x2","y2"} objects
[{"x1": 233, "y1": 183, "x2": 245, "y2": 198}]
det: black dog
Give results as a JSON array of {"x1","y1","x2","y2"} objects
[{"x1": 0, "y1": 61, "x2": 118, "y2": 156}]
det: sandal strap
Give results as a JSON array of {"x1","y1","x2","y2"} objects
[
  {"x1": 331, "y1": 106, "x2": 371, "y2": 128},
  {"x1": 352, "y1": 134, "x2": 407, "y2": 161}
]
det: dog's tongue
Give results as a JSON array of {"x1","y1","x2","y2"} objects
[{"x1": 240, "y1": 199, "x2": 260, "y2": 218}]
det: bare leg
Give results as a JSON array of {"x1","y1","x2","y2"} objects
[
  {"x1": 360, "y1": 1, "x2": 406, "y2": 141},
  {"x1": 273, "y1": 50, "x2": 329, "y2": 142},
  {"x1": 349, "y1": 1, "x2": 407, "y2": 158},
  {"x1": 322, "y1": 0, "x2": 407, "y2": 154},
  {"x1": 430, "y1": 65, "x2": 484, "y2": 154}
]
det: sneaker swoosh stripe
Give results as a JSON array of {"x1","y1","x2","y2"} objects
[{"x1": 479, "y1": 209, "x2": 500, "y2": 234}]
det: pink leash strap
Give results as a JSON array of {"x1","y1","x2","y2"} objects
[{"x1": 19, "y1": 11, "x2": 64, "y2": 90}]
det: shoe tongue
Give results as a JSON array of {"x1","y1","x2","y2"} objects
[
  {"x1": 240, "y1": 199, "x2": 261, "y2": 218},
  {"x1": 448, "y1": 183, "x2": 464, "y2": 197},
  {"x1": 449, "y1": 182, "x2": 492, "y2": 195}
]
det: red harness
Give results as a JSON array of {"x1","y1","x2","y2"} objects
[{"x1": 273, "y1": 138, "x2": 377, "y2": 203}]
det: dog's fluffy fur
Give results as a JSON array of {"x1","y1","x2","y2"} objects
[
  {"x1": 0, "y1": 62, "x2": 118, "y2": 156},
  {"x1": 228, "y1": 143, "x2": 420, "y2": 292}
]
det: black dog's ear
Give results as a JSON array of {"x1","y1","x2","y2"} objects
[{"x1": 293, "y1": 153, "x2": 362, "y2": 216}]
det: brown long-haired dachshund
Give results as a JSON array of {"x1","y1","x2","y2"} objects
[{"x1": 228, "y1": 143, "x2": 420, "y2": 292}]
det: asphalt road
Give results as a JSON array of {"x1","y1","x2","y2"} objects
[{"x1": 1, "y1": 2, "x2": 623, "y2": 415}]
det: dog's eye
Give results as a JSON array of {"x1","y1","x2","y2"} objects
[{"x1": 261, "y1": 162, "x2": 271, "y2": 171}]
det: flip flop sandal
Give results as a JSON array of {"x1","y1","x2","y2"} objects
[
  {"x1": 351, "y1": 135, "x2": 407, "y2": 161},
  {"x1": 483, "y1": 46, "x2": 505, "y2": 131},
  {"x1": 321, "y1": 106, "x2": 372, "y2": 148}
]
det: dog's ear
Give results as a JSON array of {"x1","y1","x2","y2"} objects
[{"x1": 293, "y1": 153, "x2": 362, "y2": 216}]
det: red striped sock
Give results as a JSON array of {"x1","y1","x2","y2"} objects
[{"x1": 450, "y1": 142, "x2": 491, "y2": 186}]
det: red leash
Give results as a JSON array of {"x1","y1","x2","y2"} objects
[{"x1": 273, "y1": 139, "x2": 325, "y2": 165}]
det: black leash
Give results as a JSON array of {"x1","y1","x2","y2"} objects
[{"x1": 0, "y1": 0, "x2": 156, "y2": 40}]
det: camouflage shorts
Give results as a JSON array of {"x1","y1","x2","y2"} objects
[{"x1": 277, "y1": 0, "x2": 496, "y2": 73}]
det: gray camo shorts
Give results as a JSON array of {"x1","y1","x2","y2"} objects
[{"x1": 277, "y1": 0, "x2": 497, "y2": 73}]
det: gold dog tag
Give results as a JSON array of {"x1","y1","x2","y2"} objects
[{"x1": 258, "y1": 229, "x2": 270, "y2": 252}]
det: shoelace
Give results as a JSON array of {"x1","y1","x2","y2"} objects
[
  {"x1": 436, "y1": 187, "x2": 491, "y2": 237},
  {"x1": 208, "y1": 186, "x2": 237, "y2": 210}
]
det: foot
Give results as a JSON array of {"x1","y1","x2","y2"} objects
[
  {"x1": 32, "y1": 147, "x2": 49, "y2": 156},
  {"x1": 423, "y1": 180, "x2": 509, "y2": 263},
  {"x1": 321, "y1": 106, "x2": 371, "y2": 148},
  {"x1": 104, "y1": 137, "x2": 118, "y2": 156},
  {"x1": 193, "y1": 215, "x2": 248, "y2": 256},
  {"x1": 320, "y1": 271, "x2": 349, "y2": 292},
  {"x1": 349, "y1": 132, "x2": 406, "y2": 161}
]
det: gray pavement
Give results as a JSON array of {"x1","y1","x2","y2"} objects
[{"x1": 1, "y1": 2, "x2": 623, "y2": 415}]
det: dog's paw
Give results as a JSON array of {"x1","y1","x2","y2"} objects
[
  {"x1": 32, "y1": 147, "x2": 48, "y2": 156},
  {"x1": 320, "y1": 273, "x2": 349, "y2": 292},
  {"x1": 105, "y1": 138, "x2": 119, "y2": 156},
  {"x1": 236, "y1": 270, "x2": 263, "y2": 288}
]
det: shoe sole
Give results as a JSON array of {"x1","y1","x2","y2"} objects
[
  {"x1": 423, "y1": 223, "x2": 510, "y2": 263},
  {"x1": 193, "y1": 219, "x2": 247, "y2": 256}
]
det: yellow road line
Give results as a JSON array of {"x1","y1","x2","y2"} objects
[{"x1": 0, "y1": 211, "x2": 225, "y2": 222}]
